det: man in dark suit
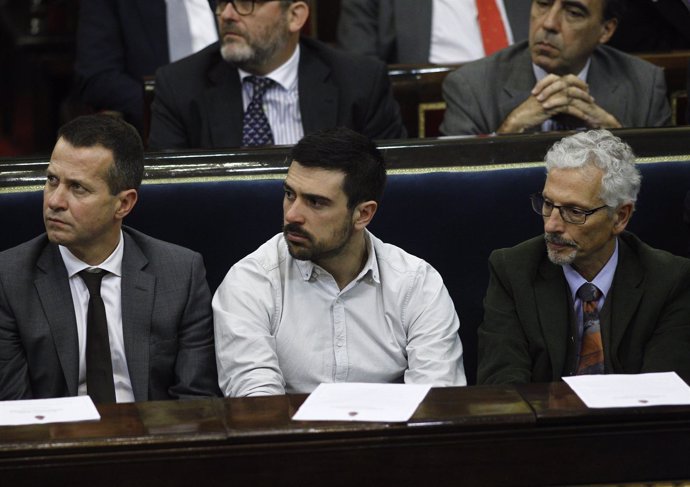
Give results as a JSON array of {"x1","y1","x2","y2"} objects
[
  {"x1": 478, "y1": 130, "x2": 690, "y2": 385},
  {"x1": 0, "y1": 114, "x2": 220, "y2": 402},
  {"x1": 75, "y1": 0, "x2": 218, "y2": 134},
  {"x1": 148, "y1": 0, "x2": 404, "y2": 150},
  {"x1": 441, "y1": 0, "x2": 671, "y2": 135},
  {"x1": 336, "y1": 0, "x2": 532, "y2": 64}
]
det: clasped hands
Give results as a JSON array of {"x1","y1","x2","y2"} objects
[{"x1": 498, "y1": 74, "x2": 622, "y2": 134}]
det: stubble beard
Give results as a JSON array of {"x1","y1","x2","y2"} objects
[
  {"x1": 544, "y1": 233, "x2": 578, "y2": 266},
  {"x1": 219, "y1": 16, "x2": 290, "y2": 71},
  {"x1": 283, "y1": 221, "x2": 354, "y2": 263}
]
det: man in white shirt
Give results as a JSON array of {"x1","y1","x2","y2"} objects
[
  {"x1": 0, "y1": 114, "x2": 219, "y2": 402},
  {"x1": 336, "y1": 0, "x2": 532, "y2": 64},
  {"x1": 213, "y1": 127, "x2": 466, "y2": 397}
]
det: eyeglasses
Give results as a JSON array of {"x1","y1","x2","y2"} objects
[
  {"x1": 215, "y1": 0, "x2": 290, "y2": 16},
  {"x1": 530, "y1": 193, "x2": 608, "y2": 225}
]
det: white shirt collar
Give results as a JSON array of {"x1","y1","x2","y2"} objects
[
  {"x1": 238, "y1": 44, "x2": 300, "y2": 91},
  {"x1": 532, "y1": 58, "x2": 591, "y2": 83},
  {"x1": 59, "y1": 231, "x2": 124, "y2": 278},
  {"x1": 563, "y1": 237, "x2": 618, "y2": 302},
  {"x1": 293, "y1": 229, "x2": 380, "y2": 285}
]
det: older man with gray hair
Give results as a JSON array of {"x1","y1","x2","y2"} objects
[{"x1": 478, "y1": 129, "x2": 690, "y2": 385}]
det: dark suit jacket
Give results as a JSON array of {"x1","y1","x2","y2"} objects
[
  {"x1": 148, "y1": 37, "x2": 405, "y2": 150},
  {"x1": 477, "y1": 232, "x2": 690, "y2": 385},
  {"x1": 336, "y1": 0, "x2": 532, "y2": 64},
  {"x1": 0, "y1": 226, "x2": 220, "y2": 401},
  {"x1": 75, "y1": 0, "x2": 171, "y2": 133},
  {"x1": 441, "y1": 41, "x2": 672, "y2": 135}
]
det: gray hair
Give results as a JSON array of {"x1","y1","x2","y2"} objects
[{"x1": 544, "y1": 129, "x2": 641, "y2": 209}]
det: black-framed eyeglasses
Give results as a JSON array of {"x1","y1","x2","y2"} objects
[
  {"x1": 530, "y1": 193, "x2": 608, "y2": 225},
  {"x1": 215, "y1": 0, "x2": 291, "y2": 16}
]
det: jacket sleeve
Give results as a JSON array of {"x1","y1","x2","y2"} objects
[
  {"x1": 477, "y1": 249, "x2": 534, "y2": 384},
  {"x1": 639, "y1": 257, "x2": 690, "y2": 383},
  {"x1": 0, "y1": 274, "x2": 33, "y2": 400},
  {"x1": 440, "y1": 67, "x2": 491, "y2": 136},
  {"x1": 74, "y1": 0, "x2": 150, "y2": 132},
  {"x1": 645, "y1": 64, "x2": 672, "y2": 127},
  {"x1": 169, "y1": 251, "x2": 222, "y2": 398},
  {"x1": 148, "y1": 65, "x2": 193, "y2": 150},
  {"x1": 361, "y1": 59, "x2": 406, "y2": 140}
]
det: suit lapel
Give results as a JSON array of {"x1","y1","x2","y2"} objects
[
  {"x1": 298, "y1": 42, "x2": 339, "y2": 134},
  {"x1": 35, "y1": 244, "x2": 79, "y2": 396},
  {"x1": 534, "y1": 255, "x2": 571, "y2": 379},
  {"x1": 500, "y1": 48, "x2": 536, "y2": 119},
  {"x1": 606, "y1": 238, "x2": 644, "y2": 361},
  {"x1": 587, "y1": 49, "x2": 624, "y2": 123},
  {"x1": 120, "y1": 232, "x2": 156, "y2": 401},
  {"x1": 203, "y1": 57, "x2": 244, "y2": 147}
]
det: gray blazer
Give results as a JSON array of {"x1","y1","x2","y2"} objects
[
  {"x1": 440, "y1": 41, "x2": 672, "y2": 135},
  {"x1": 477, "y1": 232, "x2": 690, "y2": 385},
  {"x1": 0, "y1": 226, "x2": 220, "y2": 401},
  {"x1": 336, "y1": 0, "x2": 532, "y2": 63}
]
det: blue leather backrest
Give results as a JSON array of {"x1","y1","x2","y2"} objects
[{"x1": 2, "y1": 159, "x2": 689, "y2": 383}]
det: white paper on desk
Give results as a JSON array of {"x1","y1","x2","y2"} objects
[
  {"x1": 292, "y1": 383, "x2": 432, "y2": 422},
  {"x1": 563, "y1": 372, "x2": 690, "y2": 409},
  {"x1": 0, "y1": 396, "x2": 101, "y2": 426}
]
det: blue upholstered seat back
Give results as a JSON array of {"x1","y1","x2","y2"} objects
[{"x1": 2, "y1": 160, "x2": 689, "y2": 383}]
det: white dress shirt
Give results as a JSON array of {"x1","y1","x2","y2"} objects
[
  {"x1": 430, "y1": 0, "x2": 513, "y2": 63},
  {"x1": 239, "y1": 45, "x2": 304, "y2": 145},
  {"x1": 166, "y1": 0, "x2": 218, "y2": 62},
  {"x1": 60, "y1": 232, "x2": 135, "y2": 402},
  {"x1": 213, "y1": 230, "x2": 466, "y2": 397}
]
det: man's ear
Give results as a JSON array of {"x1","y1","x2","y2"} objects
[
  {"x1": 115, "y1": 189, "x2": 138, "y2": 221},
  {"x1": 353, "y1": 200, "x2": 378, "y2": 231},
  {"x1": 598, "y1": 18, "x2": 617, "y2": 45},
  {"x1": 287, "y1": 1, "x2": 310, "y2": 33},
  {"x1": 612, "y1": 202, "x2": 633, "y2": 235}
]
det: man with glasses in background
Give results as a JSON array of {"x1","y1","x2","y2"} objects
[
  {"x1": 148, "y1": 0, "x2": 404, "y2": 149},
  {"x1": 477, "y1": 130, "x2": 690, "y2": 385}
]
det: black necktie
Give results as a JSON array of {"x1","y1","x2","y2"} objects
[
  {"x1": 80, "y1": 269, "x2": 116, "y2": 403},
  {"x1": 242, "y1": 76, "x2": 275, "y2": 147}
]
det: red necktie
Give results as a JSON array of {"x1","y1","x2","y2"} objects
[{"x1": 476, "y1": 0, "x2": 510, "y2": 56}]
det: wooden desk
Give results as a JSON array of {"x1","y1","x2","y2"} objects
[{"x1": 2, "y1": 384, "x2": 689, "y2": 486}]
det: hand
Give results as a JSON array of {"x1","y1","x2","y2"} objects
[{"x1": 497, "y1": 74, "x2": 621, "y2": 133}]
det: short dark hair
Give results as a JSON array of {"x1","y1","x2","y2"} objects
[
  {"x1": 57, "y1": 114, "x2": 144, "y2": 194},
  {"x1": 289, "y1": 127, "x2": 386, "y2": 209},
  {"x1": 602, "y1": 0, "x2": 625, "y2": 21}
]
